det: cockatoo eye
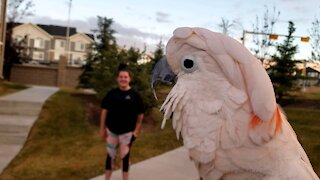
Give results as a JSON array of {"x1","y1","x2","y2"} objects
[
  {"x1": 184, "y1": 59, "x2": 194, "y2": 69},
  {"x1": 181, "y1": 56, "x2": 197, "y2": 73}
]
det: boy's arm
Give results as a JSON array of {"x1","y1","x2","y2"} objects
[
  {"x1": 133, "y1": 113, "x2": 144, "y2": 137},
  {"x1": 99, "y1": 109, "x2": 108, "y2": 139}
]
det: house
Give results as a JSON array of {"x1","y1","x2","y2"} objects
[
  {"x1": 296, "y1": 61, "x2": 320, "y2": 86},
  {"x1": 137, "y1": 52, "x2": 152, "y2": 65},
  {"x1": 11, "y1": 23, "x2": 94, "y2": 66},
  {"x1": 296, "y1": 61, "x2": 320, "y2": 77},
  {"x1": 306, "y1": 67, "x2": 320, "y2": 78}
]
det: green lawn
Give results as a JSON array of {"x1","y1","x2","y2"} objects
[
  {"x1": 0, "y1": 86, "x2": 319, "y2": 179},
  {"x1": 283, "y1": 86, "x2": 320, "y2": 176},
  {"x1": 290, "y1": 87, "x2": 320, "y2": 100},
  {"x1": 0, "y1": 89, "x2": 182, "y2": 179},
  {"x1": 284, "y1": 107, "x2": 320, "y2": 176},
  {"x1": 0, "y1": 80, "x2": 27, "y2": 96}
]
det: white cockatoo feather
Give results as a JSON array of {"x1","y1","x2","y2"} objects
[{"x1": 160, "y1": 27, "x2": 319, "y2": 179}]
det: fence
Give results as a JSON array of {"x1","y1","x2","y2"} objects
[{"x1": 10, "y1": 56, "x2": 83, "y2": 87}]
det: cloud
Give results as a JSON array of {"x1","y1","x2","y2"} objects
[
  {"x1": 233, "y1": 0, "x2": 243, "y2": 9},
  {"x1": 23, "y1": 16, "x2": 95, "y2": 33},
  {"x1": 279, "y1": 0, "x2": 307, "y2": 2},
  {"x1": 279, "y1": 0, "x2": 316, "y2": 14},
  {"x1": 278, "y1": 17, "x2": 311, "y2": 25},
  {"x1": 126, "y1": 6, "x2": 132, "y2": 11},
  {"x1": 22, "y1": 16, "x2": 169, "y2": 52},
  {"x1": 113, "y1": 22, "x2": 169, "y2": 51},
  {"x1": 293, "y1": 6, "x2": 309, "y2": 12},
  {"x1": 155, "y1": 11, "x2": 171, "y2": 23},
  {"x1": 112, "y1": 22, "x2": 165, "y2": 40}
]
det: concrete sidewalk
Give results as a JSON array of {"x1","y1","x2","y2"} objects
[
  {"x1": 91, "y1": 147, "x2": 199, "y2": 180},
  {"x1": 0, "y1": 86, "x2": 58, "y2": 174}
]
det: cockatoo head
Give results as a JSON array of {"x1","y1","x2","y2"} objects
[
  {"x1": 151, "y1": 27, "x2": 277, "y2": 163},
  {"x1": 152, "y1": 27, "x2": 276, "y2": 123},
  {"x1": 151, "y1": 27, "x2": 318, "y2": 179}
]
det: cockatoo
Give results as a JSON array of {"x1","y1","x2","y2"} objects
[{"x1": 151, "y1": 27, "x2": 319, "y2": 180}]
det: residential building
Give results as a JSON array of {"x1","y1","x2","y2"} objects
[
  {"x1": 137, "y1": 52, "x2": 152, "y2": 65},
  {"x1": 11, "y1": 23, "x2": 94, "y2": 66}
]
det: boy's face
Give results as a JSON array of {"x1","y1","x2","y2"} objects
[{"x1": 117, "y1": 71, "x2": 131, "y2": 89}]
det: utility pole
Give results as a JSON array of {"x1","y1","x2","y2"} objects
[
  {"x1": 65, "y1": 0, "x2": 72, "y2": 66},
  {"x1": 302, "y1": 60, "x2": 307, "y2": 92},
  {"x1": 0, "y1": 0, "x2": 7, "y2": 79},
  {"x1": 242, "y1": 30, "x2": 246, "y2": 45}
]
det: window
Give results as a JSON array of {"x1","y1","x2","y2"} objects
[
  {"x1": 308, "y1": 72, "x2": 318, "y2": 78},
  {"x1": 73, "y1": 56, "x2": 84, "y2": 65},
  {"x1": 60, "y1": 40, "x2": 65, "y2": 48},
  {"x1": 55, "y1": 39, "x2": 65, "y2": 48},
  {"x1": 34, "y1": 38, "x2": 44, "y2": 48},
  {"x1": 33, "y1": 51, "x2": 44, "y2": 60},
  {"x1": 72, "y1": 54, "x2": 81, "y2": 61},
  {"x1": 75, "y1": 41, "x2": 85, "y2": 51}
]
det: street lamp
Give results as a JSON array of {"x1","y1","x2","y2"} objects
[{"x1": 65, "y1": 0, "x2": 72, "y2": 65}]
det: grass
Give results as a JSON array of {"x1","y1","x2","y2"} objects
[
  {"x1": 0, "y1": 79, "x2": 27, "y2": 96},
  {"x1": 0, "y1": 89, "x2": 182, "y2": 179},
  {"x1": 282, "y1": 86, "x2": 320, "y2": 176},
  {"x1": 284, "y1": 107, "x2": 320, "y2": 176},
  {"x1": 289, "y1": 86, "x2": 320, "y2": 100},
  {"x1": 0, "y1": 85, "x2": 319, "y2": 178}
]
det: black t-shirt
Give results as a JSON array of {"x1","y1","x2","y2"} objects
[{"x1": 101, "y1": 88, "x2": 144, "y2": 134}]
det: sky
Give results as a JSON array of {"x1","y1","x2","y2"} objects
[{"x1": 21, "y1": 0, "x2": 320, "y2": 59}]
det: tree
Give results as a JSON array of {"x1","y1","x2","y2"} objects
[
  {"x1": 79, "y1": 16, "x2": 119, "y2": 98},
  {"x1": 251, "y1": 6, "x2": 280, "y2": 62},
  {"x1": 309, "y1": 17, "x2": 320, "y2": 61},
  {"x1": 3, "y1": 0, "x2": 34, "y2": 79},
  {"x1": 268, "y1": 21, "x2": 298, "y2": 102},
  {"x1": 218, "y1": 17, "x2": 243, "y2": 36},
  {"x1": 79, "y1": 16, "x2": 157, "y2": 111},
  {"x1": 119, "y1": 47, "x2": 141, "y2": 65},
  {"x1": 219, "y1": 18, "x2": 234, "y2": 35},
  {"x1": 151, "y1": 40, "x2": 164, "y2": 68},
  {"x1": 7, "y1": 0, "x2": 34, "y2": 22},
  {"x1": 218, "y1": 17, "x2": 236, "y2": 35}
]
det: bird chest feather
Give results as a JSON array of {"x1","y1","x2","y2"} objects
[{"x1": 161, "y1": 76, "x2": 251, "y2": 163}]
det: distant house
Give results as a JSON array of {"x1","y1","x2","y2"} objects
[
  {"x1": 11, "y1": 23, "x2": 94, "y2": 66},
  {"x1": 306, "y1": 67, "x2": 320, "y2": 79},
  {"x1": 296, "y1": 61, "x2": 320, "y2": 86},
  {"x1": 137, "y1": 52, "x2": 152, "y2": 65}
]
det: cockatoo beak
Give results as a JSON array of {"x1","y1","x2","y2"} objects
[{"x1": 151, "y1": 56, "x2": 177, "y2": 100}]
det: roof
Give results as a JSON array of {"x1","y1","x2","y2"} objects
[
  {"x1": 307, "y1": 66, "x2": 320, "y2": 73},
  {"x1": 37, "y1": 24, "x2": 77, "y2": 37},
  {"x1": 70, "y1": 33, "x2": 95, "y2": 43},
  {"x1": 85, "y1": 33, "x2": 94, "y2": 40},
  {"x1": 9, "y1": 22, "x2": 94, "y2": 40},
  {"x1": 38, "y1": 24, "x2": 94, "y2": 40},
  {"x1": 11, "y1": 23, "x2": 53, "y2": 38}
]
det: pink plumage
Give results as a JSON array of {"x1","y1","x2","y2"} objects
[{"x1": 160, "y1": 27, "x2": 319, "y2": 179}]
